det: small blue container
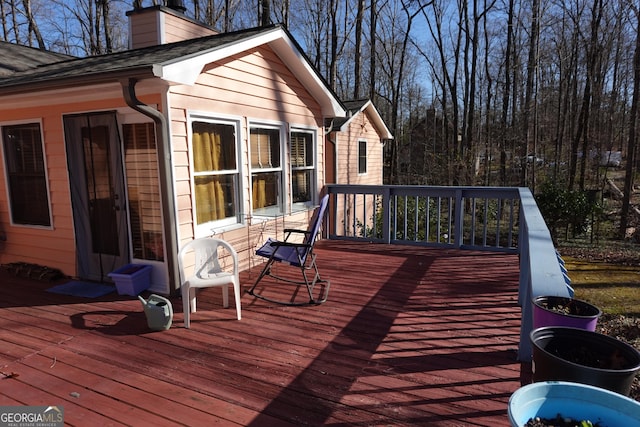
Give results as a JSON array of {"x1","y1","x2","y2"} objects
[
  {"x1": 108, "y1": 264, "x2": 152, "y2": 296},
  {"x1": 508, "y1": 381, "x2": 640, "y2": 427}
]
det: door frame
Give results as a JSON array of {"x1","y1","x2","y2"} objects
[{"x1": 63, "y1": 111, "x2": 129, "y2": 282}]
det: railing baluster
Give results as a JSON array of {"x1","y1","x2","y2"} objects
[
  {"x1": 426, "y1": 196, "x2": 431, "y2": 243},
  {"x1": 470, "y1": 197, "x2": 476, "y2": 246},
  {"x1": 508, "y1": 198, "x2": 514, "y2": 247},
  {"x1": 482, "y1": 198, "x2": 488, "y2": 247},
  {"x1": 496, "y1": 198, "x2": 502, "y2": 247},
  {"x1": 436, "y1": 197, "x2": 442, "y2": 243},
  {"x1": 449, "y1": 196, "x2": 454, "y2": 245}
]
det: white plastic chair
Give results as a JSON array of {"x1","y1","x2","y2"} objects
[{"x1": 178, "y1": 238, "x2": 241, "y2": 328}]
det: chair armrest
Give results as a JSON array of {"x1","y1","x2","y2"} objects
[
  {"x1": 268, "y1": 240, "x2": 311, "y2": 249},
  {"x1": 283, "y1": 228, "x2": 310, "y2": 235}
]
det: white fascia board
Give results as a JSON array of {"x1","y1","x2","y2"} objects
[
  {"x1": 339, "y1": 100, "x2": 393, "y2": 140},
  {"x1": 365, "y1": 102, "x2": 393, "y2": 140},
  {"x1": 152, "y1": 32, "x2": 276, "y2": 84},
  {"x1": 154, "y1": 27, "x2": 346, "y2": 118}
]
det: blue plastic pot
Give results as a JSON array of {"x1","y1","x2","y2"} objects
[{"x1": 508, "y1": 381, "x2": 640, "y2": 427}]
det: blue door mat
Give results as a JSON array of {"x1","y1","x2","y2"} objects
[{"x1": 47, "y1": 281, "x2": 115, "y2": 298}]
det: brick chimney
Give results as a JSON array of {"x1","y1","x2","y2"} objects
[{"x1": 127, "y1": 4, "x2": 217, "y2": 49}]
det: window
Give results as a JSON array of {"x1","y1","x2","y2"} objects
[
  {"x1": 1, "y1": 122, "x2": 51, "y2": 227},
  {"x1": 290, "y1": 130, "x2": 315, "y2": 210},
  {"x1": 123, "y1": 123, "x2": 163, "y2": 261},
  {"x1": 358, "y1": 140, "x2": 367, "y2": 174},
  {"x1": 191, "y1": 119, "x2": 239, "y2": 231},
  {"x1": 250, "y1": 126, "x2": 283, "y2": 215}
]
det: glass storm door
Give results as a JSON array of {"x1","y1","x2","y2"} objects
[{"x1": 64, "y1": 112, "x2": 129, "y2": 281}]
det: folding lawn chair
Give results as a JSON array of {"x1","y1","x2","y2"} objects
[{"x1": 246, "y1": 194, "x2": 330, "y2": 305}]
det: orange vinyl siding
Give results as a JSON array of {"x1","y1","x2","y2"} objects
[
  {"x1": 332, "y1": 110, "x2": 385, "y2": 237},
  {"x1": 0, "y1": 31, "x2": 332, "y2": 284},
  {"x1": 0, "y1": 92, "x2": 163, "y2": 277},
  {"x1": 169, "y1": 45, "x2": 325, "y2": 268},
  {"x1": 335, "y1": 111, "x2": 383, "y2": 186}
]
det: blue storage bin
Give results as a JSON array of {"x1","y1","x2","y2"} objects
[{"x1": 108, "y1": 264, "x2": 152, "y2": 296}]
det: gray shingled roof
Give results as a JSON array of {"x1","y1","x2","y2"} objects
[
  {"x1": 0, "y1": 41, "x2": 74, "y2": 77},
  {"x1": 331, "y1": 99, "x2": 370, "y2": 130},
  {"x1": 0, "y1": 25, "x2": 277, "y2": 93}
]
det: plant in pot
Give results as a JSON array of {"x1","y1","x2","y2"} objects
[
  {"x1": 530, "y1": 326, "x2": 640, "y2": 396},
  {"x1": 533, "y1": 296, "x2": 602, "y2": 331},
  {"x1": 509, "y1": 381, "x2": 640, "y2": 427}
]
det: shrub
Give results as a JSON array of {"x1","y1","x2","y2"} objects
[{"x1": 535, "y1": 182, "x2": 600, "y2": 242}]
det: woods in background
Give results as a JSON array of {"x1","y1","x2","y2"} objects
[{"x1": 2, "y1": 0, "x2": 638, "y2": 235}]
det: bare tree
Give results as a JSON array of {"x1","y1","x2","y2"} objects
[
  {"x1": 353, "y1": 0, "x2": 364, "y2": 98},
  {"x1": 21, "y1": 0, "x2": 44, "y2": 48},
  {"x1": 259, "y1": 0, "x2": 271, "y2": 26},
  {"x1": 619, "y1": 4, "x2": 640, "y2": 237}
]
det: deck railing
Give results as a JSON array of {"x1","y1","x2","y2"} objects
[{"x1": 325, "y1": 184, "x2": 573, "y2": 361}]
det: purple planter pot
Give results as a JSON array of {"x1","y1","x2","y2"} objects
[{"x1": 533, "y1": 296, "x2": 602, "y2": 331}]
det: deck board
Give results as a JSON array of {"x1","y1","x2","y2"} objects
[{"x1": 0, "y1": 241, "x2": 530, "y2": 426}]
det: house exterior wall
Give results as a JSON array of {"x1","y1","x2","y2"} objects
[
  {"x1": 334, "y1": 110, "x2": 383, "y2": 185},
  {"x1": 331, "y1": 109, "x2": 384, "y2": 238},
  {"x1": 168, "y1": 45, "x2": 326, "y2": 270},
  {"x1": 0, "y1": 35, "x2": 330, "y2": 290},
  {"x1": 0, "y1": 91, "x2": 153, "y2": 276}
]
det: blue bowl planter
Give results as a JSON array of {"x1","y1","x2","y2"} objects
[
  {"x1": 531, "y1": 326, "x2": 640, "y2": 396},
  {"x1": 509, "y1": 381, "x2": 640, "y2": 427},
  {"x1": 533, "y1": 296, "x2": 601, "y2": 331}
]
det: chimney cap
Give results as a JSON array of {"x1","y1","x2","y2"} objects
[{"x1": 166, "y1": 0, "x2": 186, "y2": 13}]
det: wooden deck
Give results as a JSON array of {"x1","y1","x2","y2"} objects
[{"x1": 0, "y1": 241, "x2": 531, "y2": 426}]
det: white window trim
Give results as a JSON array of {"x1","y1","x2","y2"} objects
[
  {"x1": 0, "y1": 118, "x2": 53, "y2": 229},
  {"x1": 358, "y1": 138, "x2": 368, "y2": 175},
  {"x1": 249, "y1": 120, "x2": 286, "y2": 217},
  {"x1": 289, "y1": 126, "x2": 318, "y2": 212},
  {"x1": 187, "y1": 113, "x2": 243, "y2": 237}
]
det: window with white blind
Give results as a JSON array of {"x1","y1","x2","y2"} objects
[
  {"x1": 290, "y1": 130, "x2": 315, "y2": 210},
  {"x1": 1, "y1": 122, "x2": 52, "y2": 227},
  {"x1": 250, "y1": 125, "x2": 283, "y2": 216},
  {"x1": 123, "y1": 123, "x2": 164, "y2": 261}
]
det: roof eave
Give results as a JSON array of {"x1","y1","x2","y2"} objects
[
  {"x1": 339, "y1": 100, "x2": 393, "y2": 139},
  {"x1": 0, "y1": 67, "x2": 156, "y2": 97}
]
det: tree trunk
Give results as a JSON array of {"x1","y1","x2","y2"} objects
[
  {"x1": 353, "y1": 0, "x2": 364, "y2": 99},
  {"x1": 329, "y1": 0, "x2": 337, "y2": 90},
  {"x1": 499, "y1": 0, "x2": 514, "y2": 187},
  {"x1": 260, "y1": 0, "x2": 271, "y2": 26},
  {"x1": 619, "y1": 9, "x2": 640, "y2": 237},
  {"x1": 22, "y1": 0, "x2": 45, "y2": 48},
  {"x1": 101, "y1": 0, "x2": 113, "y2": 53},
  {"x1": 369, "y1": 0, "x2": 377, "y2": 100},
  {"x1": 522, "y1": 0, "x2": 540, "y2": 188}
]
